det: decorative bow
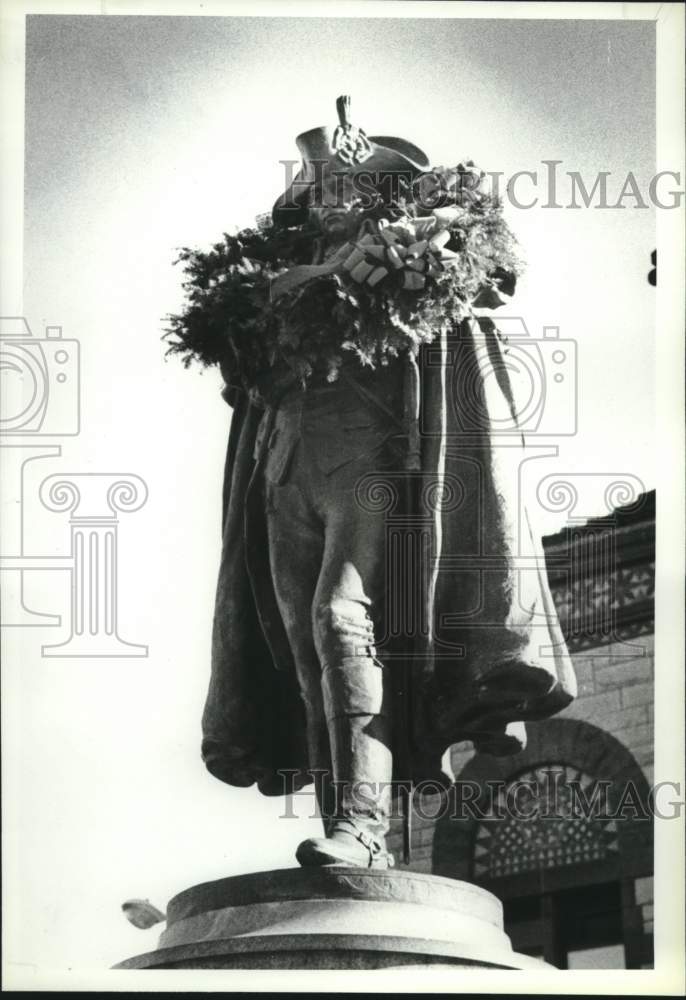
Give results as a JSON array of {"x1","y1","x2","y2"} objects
[
  {"x1": 340, "y1": 214, "x2": 460, "y2": 291},
  {"x1": 269, "y1": 208, "x2": 464, "y2": 301}
]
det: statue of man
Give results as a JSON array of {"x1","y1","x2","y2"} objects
[{"x1": 201, "y1": 98, "x2": 577, "y2": 870}]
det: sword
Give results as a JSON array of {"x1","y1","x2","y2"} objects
[{"x1": 399, "y1": 348, "x2": 421, "y2": 865}]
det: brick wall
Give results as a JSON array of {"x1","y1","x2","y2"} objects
[
  {"x1": 559, "y1": 635, "x2": 654, "y2": 785},
  {"x1": 389, "y1": 637, "x2": 654, "y2": 875},
  {"x1": 443, "y1": 633, "x2": 655, "y2": 785},
  {"x1": 388, "y1": 491, "x2": 655, "y2": 875}
]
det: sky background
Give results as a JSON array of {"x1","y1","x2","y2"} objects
[{"x1": 6, "y1": 9, "x2": 658, "y2": 981}]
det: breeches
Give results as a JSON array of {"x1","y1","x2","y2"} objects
[{"x1": 262, "y1": 381, "x2": 400, "y2": 767}]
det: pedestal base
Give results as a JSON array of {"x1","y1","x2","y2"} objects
[{"x1": 116, "y1": 867, "x2": 548, "y2": 970}]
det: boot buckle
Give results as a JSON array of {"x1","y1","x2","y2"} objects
[{"x1": 337, "y1": 819, "x2": 395, "y2": 868}]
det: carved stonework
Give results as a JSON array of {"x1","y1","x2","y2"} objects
[{"x1": 543, "y1": 491, "x2": 655, "y2": 651}]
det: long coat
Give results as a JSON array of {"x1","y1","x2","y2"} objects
[{"x1": 201, "y1": 318, "x2": 577, "y2": 797}]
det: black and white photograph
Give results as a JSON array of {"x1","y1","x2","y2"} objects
[{"x1": 1, "y1": 0, "x2": 684, "y2": 991}]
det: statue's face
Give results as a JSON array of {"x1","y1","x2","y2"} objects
[
  {"x1": 308, "y1": 173, "x2": 359, "y2": 242},
  {"x1": 309, "y1": 204, "x2": 357, "y2": 241}
]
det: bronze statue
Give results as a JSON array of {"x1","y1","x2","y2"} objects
[{"x1": 196, "y1": 97, "x2": 577, "y2": 870}]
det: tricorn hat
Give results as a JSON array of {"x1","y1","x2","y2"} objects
[{"x1": 272, "y1": 96, "x2": 430, "y2": 227}]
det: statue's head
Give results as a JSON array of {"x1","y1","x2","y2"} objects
[
  {"x1": 272, "y1": 96, "x2": 429, "y2": 231},
  {"x1": 307, "y1": 173, "x2": 361, "y2": 242}
]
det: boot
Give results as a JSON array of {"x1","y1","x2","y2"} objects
[
  {"x1": 302, "y1": 712, "x2": 336, "y2": 836},
  {"x1": 296, "y1": 712, "x2": 395, "y2": 869},
  {"x1": 296, "y1": 815, "x2": 394, "y2": 868},
  {"x1": 310, "y1": 764, "x2": 336, "y2": 836}
]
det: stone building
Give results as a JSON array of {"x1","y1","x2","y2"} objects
[{"x1": 389, "y1": 490, "x2": 655, "y2": 969}]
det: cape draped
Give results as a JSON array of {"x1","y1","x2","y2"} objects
[{"x1": 201, "y1": 318, "x2": 577, "y2": 796}]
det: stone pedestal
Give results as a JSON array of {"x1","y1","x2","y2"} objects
[{"x1": 116, "y1": 867, "x2": 547, "y2": 970}]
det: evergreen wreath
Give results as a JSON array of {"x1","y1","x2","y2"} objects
[{"x1": 164, "y1": 165, "x2": 523, "y2": 397}]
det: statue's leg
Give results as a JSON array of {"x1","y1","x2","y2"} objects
[
  {"x1": 264, "y1": 467, "x2": 336, "y2": 833},
  {"x1": 296, "y1": 456, "x2": 395, "y2": 869}
]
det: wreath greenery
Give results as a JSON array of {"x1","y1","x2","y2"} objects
[{"x1": 164, "y1": 167, "x2": 523, "y2": 398}]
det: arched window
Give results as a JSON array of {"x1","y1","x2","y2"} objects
[
  {"x1": 432, "y1": 719, "x2": 653, "y2": 968},
  {"x1": 473, "y1": 763, "x2": 619, "y2": 880}
]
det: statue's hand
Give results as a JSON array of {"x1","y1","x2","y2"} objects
[
  {"x1": 472, "y1": 269, "x2": 517, "y2": 310},
  {"x1": 471, "y1": 283, "x2": 508, "y2": 310},
  {"x1": 269, "y1": 241, "x2": 355, "y2": 301}
]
